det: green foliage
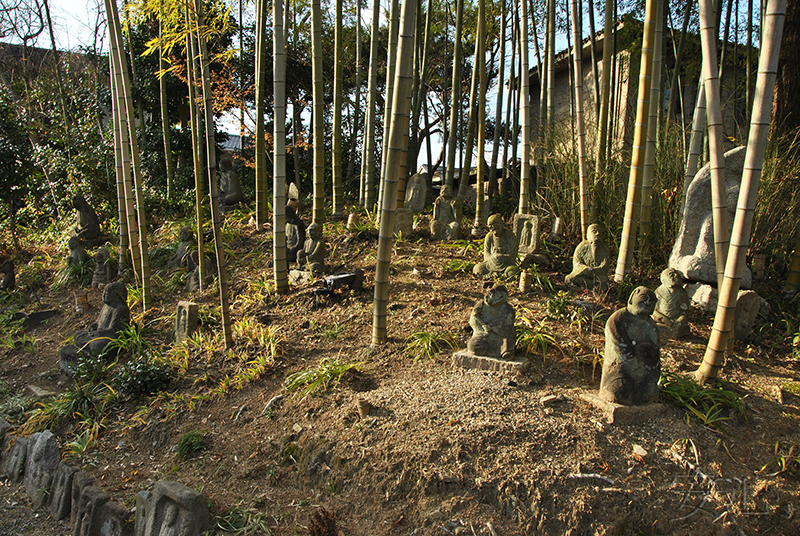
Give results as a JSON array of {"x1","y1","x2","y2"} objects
[
  {"x1": 284, "y1": 357, "x2": 364, "y2": 399},
  {"x1": 405, "y1": 331, "x2": 457, "y2": 361},
  {"x1": 114, "y1": 356, "x2": 171, "y2": 399},
  {"x1": 52, "y1": 258, "x2": 95, "y2": 289},
  {"x1": 104, "y1": 322, "x2": 152, "y2": 358},
  {"x1": 659, "y1": 372, "x2": 747, "y2": 430},
  {"x1": 0, "y1": 313, "x2": 35, "y2": 352},
  {"x1": 759, "y1": 441, "x2": 800, "y2": 475},
  {"x1": 516, "y1": 315, "x2": 564, "y2": 362},
  {"x1": 546, "y1": 291, "x2": 572, "y2": 319},
  {"x1": 176, "y1": 430, "x2": 208, "y2": 460},
  {"x1": 0, "y1": 379, "x2": 37, "y2": 425},
  {"x1": 215, "y1": 506, "x2": 273, "y2": 535},
  {"x1": 525, "y1": 264, "x2": 554, "y2": 292},
  {"x1": 443, "y1": 259, "x2": 476, "y2": 273}
]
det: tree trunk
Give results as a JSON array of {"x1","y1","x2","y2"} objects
[
  {"x1": 489, "y1": 0, "x2": 506, "y2": 198},
  {"x1": 444, "y1": 0, "x2": 464, "y2": 190},
  {"x1": 361, "y1": 0, "x2": 381, "y2": 209},
  {"x1": 474, "y1": 0, "x2": 488, "y2": 229},
  {"x1": 159, "y1": 17, "x2": 175, "y2": 200},
  {"x1": 377, "y1": 0, "x2": 401, "y2": 214},
  {"x1": 697, "y1": 0, "x2": 786, "y2": 383},
  {"x1": 186, "y1": 17, "x2": 206, "y2": 290},
  {"x1": 597, "y1": 0, "x2": 613, "y2": 169}
]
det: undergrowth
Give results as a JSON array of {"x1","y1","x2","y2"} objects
[{"x1": 659, "y1": 372, "x2": 747, "y2": 429}]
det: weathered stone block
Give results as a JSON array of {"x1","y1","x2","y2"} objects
[
  {"x1": 452, "y1": 351, "x2": 529, "y2": 375},
  {"x1": 24, "y1": 430, "x2": 60, "y2": 507},
  {"x1": 3, "y1": 436, "x2": 28, "y2": 482},
  {"x1": 99, "y1": 501, "x2": 132, "y2": 536},
  {"x1": 393, "y1": 208, "x2": 414, "y2": 238},
  {"x1": 48, "y1": 462, "x2": 79, "y2": 520},
  {"x1": 513, "y1": 214, "x2": 539, "y2": 256},
  {"x1": 143, "y1": 481, "x2": 210, "y2": 536},
  {"x1": 175, "y1": 301, "x2": 199, "y2": 343},
  {"x1": 72, "y1": 485, "x2": 110, "y2": 536},
  {"x1": 404, "y1": 173, "x2": 428, "y2": 214},
  {"x1": 71, "y1": 471, "x2": 95, "y2": 528},
  {"x1": 133, "y1": 491, "x2": 151, "y2": 536},
  {"x1": 580, "y1": 393, "x2": 668, "y2": 424}
]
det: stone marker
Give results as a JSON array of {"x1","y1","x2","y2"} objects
[
  {"x1": 297, "y1": 223, "x2": 325, "y2": 276},
  {"x1": 473, "y1": 215, "x2": 520, "y2": 278},
  {"x1": 72, "y1": 485, "x2": 110, "y2": 536},
  {"x1": 218, "y1": 157, "x2": 244, "y2": 209},
  {"x1": 68, "y1": 236, "x2": 88, "y2": 267},
  {"x1": 143, "y1": 481, "x2": 211, "y2": 536},
  {"x1": 47, "y1": 462, "x2": 79, "y2": 520},
  {"x1": 599, "y1": 286, "x2": 660, "y2": 406},
  {"x1": 134, "y1": 491, "x2": 151, "y2": 536},
  {"x1": 70, "y1": 471, "x2": 94, "y2": 528},
  {"x1": 430, "y1": 185, "x2": 462, "y2": 240},
  {"x1": 99, "y1": 501, "x2": 132, "y2": 536},
  {"x1": 393, "y1": 207, "x2": 414, "y2": 238},
  {"x1": 513, "y1": 214, "x2": 539, "y2": 256},
  {"x1": 72, "y1": 194, "x2": 101, "y2": 240},
  {"x1": 3, "y1": 436, "x2": 29, "y2": 482},
  {"x1": 652, "y1": 267, "x2": 690, "y2": 339},
  {"x1": 579, "y1": 392, "x2": 668, "y2": 424},
  {"x1": 0, "y1": 259, "x2": 14, "y2": 290},
  {"x1": 404, "y1": 172, "x2": 428, "y2": 213},
  {"x1": 0, "y1": 418, "x2": 10, "y2": 442},
  {"x1": 669, "y1": 146, "x2": 753, "y2": 288},
  {"x1": 734, "y1": 290, "x2": 761, "y2": 339},
  {"x1": 167, "y1": 227, "x2": 195, "y2": 270},
  {"x1": 285, "y1": 205, "x2": 306, "y2": 264},
  {"x1": 565, "y1": 223, "x2": 609, "y2": 291},
  {"x1": 175, "y1": 301, "x2": 199, "y2": 343},
  {"x1": 24, "y1": 430, "x2": 60, "y2": 507},
  {"x1": 92, "y1": 246, "x2": 116, "y2": 288},
  {"x1": 11, "y1": 309, "x2": 59, "y2": 329},
  {"x1": 60, "y1": 282, "x2": 130, "y2": 376},
  {"x1": 186, "y1": 254, "x2": 214, "y2": 292}
]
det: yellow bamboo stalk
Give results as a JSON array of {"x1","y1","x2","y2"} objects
[
  {"x1": 570, "y1": 0, "x2": 589, "y2": 238},
  {"x1": 311, "y1": 0, "x2": 325, "y2": 225},
  {"x1": 518, "y1": 0, "x2": 532, "y2": 214},
  {"x1": 273, "y1": 0, "x2": 289, "y2": 293}
]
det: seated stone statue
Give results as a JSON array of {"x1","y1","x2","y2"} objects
[
  {"x1": 218, "y1": 157, "x2": 244, "y2": 208},
  {"x1": 72, "y1": 194, "x2": 101, "y2": 240},
  {"x1": 429, "y1": 185, "x2": 462, "y2": 240},
  {"x1": 599, "y1": 286, "x2": 660, "y2": 406},
  {"x1": 167, "y1": 226, "x2": 196, "y2": 270},
  {"x1": 60, "y1": 282, "x2": 130, "y2": 376},
  {"x1": 565, "y1": 223, "x2": 609, "y2": 291},
  {"x1": 285, "y1": 205, "x2": 306, "y2": 264},
  {"x1": 467, "y1": 285, "x2": 516, "y2": 359},
  {"x1": 297, "y1": 223, "x2": 325, "y2": 276},
  {"x1": 653, "y1": 267, "x2": 690, "y2": 338},
  {"x1": 187, "y1": 254, "x2": 215, "y2": 292},
  {"x1": 67, "y1": 237, "x2": 88, "y2": 268},
  {"x1": 91, "y1": 247, "x2": 116, "y2": 289},
  {"x1": 0, "y1": 259, "x2": 14, "y2": 291},
  {"x1": 473, "y1": 214, "x2": 520, "y2": 279}
]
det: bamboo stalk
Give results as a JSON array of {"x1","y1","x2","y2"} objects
[
  {"x1": 273, "y1": 0, "x2": 289, "y2": 293},
  {"x1": 518, "y1": 0, "x2": 532, "y2": 214},
  {"x1": 571, "y1": 0, "x2": 589, "y2": 238}
]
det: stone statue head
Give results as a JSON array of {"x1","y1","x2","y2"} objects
[
  {"x1": 440, "y1": 185, "x2": 452, "y2": 198},
  {"x1": 218, "y1": 157, "x2": 233, "y2": 173},
  {"x1": 307, "y1": 223, "x2": 321, "y2": 240},
  {"x1": 660, "y1": 267, "x2": 684, "y2": 288},
  {"x1": 96, "y1": 247, "x2": 109, "y2": 263},
  {"x1": 178, "y1": 226, "x2": 193, "y2": 243},
  {"x1": 103, "y1": 281, "x2": 128, "y2": 306},
  {"x1": 72, "y1": 195, "x2": 87, "y2": 209},
  {"x1": 627, "y1": 286, "x2": 657, "y2": 316},
  {"x1": 0, "y1": 259, "x2": 12, "y2": 273},
  {"x1": 68, "y1": 237, "x2": 81, "y2": 250},
  {"x1": 286, "y1": 205, "x2": 298, "y2": 222},
  {"x1": 485, "y1": 284, "x2": 509, "y2": 306},
  {"x1": 587, "y1": 223, "x2": 602, "y2": 242},
  {"x1": 487, "y1": 214, "x2": 505, "y2": 235}
]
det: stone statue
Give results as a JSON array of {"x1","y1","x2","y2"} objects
[
  {"x1": 67, "y1": 237, "x2": 88, "y2": 268},
  {"x1": 60, "y1": 282, "x2": 130, "y2": 376},
  {"x1": 473, "y1": 214, "x2": 520, "y2": 278},
  {"x1": 467, "y1": 285, "x2": 516, "y2": 359},
  {"x1": 91, "y1": 247, "x2": 115, "y2": 289},
  {"x1": 285, "y1": 205, "x2": 306, "y2": 264},
  {"x1": 71, "y1": 194, "x2": 100, "y2": 240},
  {"x1": 218, "y1": 157, "x2": 244, "y2": 208},
  {"x1": 297, "y1": 223, "x2": 325, "y2": 276},
  {"x1": 187, "y1": 255, "x2": 215, "y2": 292},
  {"x1": 0, "y1": 259, "x2": 14, "y2": 290},
  {"x1": 599, "y1": 286, "x2": 660, "y2": 406},
  {"x1": 430, "y1": 185, "x2": 462, "y2": 240},
  {"x1": 653, "y1": 268, "x2": 690, "y2": 338},
  {"x1": 167, "y1": 226, "x2": 196, "y2": 270},
  {"x1": 565, "y1": 223, "x2": 610, "y2": 291}
]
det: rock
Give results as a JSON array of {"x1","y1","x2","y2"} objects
[
  {"x1": 3, "y1": 436, "x2": 28, "y2": 483},
  {"x1": 167, "y1": 226, "x2": 195, "y2": 270},
  {"x1": 24, "y1": 430, "x2": 60, "y2": 507},
  {"x1": 72, "y1": 194, "x2": 101, "y2": 240},
  {"x1": 404, "y1": 172, "x2": 428, "y2": 213},
  {"x1": 71, "y1": 471, "x2": 95, "y2": 528},
  {"x1": 452, "y1": 351, "x2": 529, "y2": 375},
  {"x1": 0, "y1": 418, "x2": 10, "y2": 442},
  {"x1": 580, "y1": 393, "x2": 668, "y2": 424},
  {"x1": 734, "y1": 290, "x2": 761, "y2": 339},
  {"x1": 0, "y1": 259, "x2": 14, "y2": 290},
  {"x1": 12, "y1": 309, "x2": 60, "y2": 329},
  {"x1": 669, "y1": 146, "x2": 752, "y2": 288},
  {"x1": 28, "y1": 385, "x2": 56, "y2": 397},
  {"x1": 466, "y1": 285, "x2": 516, "y2": 359},
  {"x1": 134, "y1": 491, "x2": 151, "y2": 536},
  {"x1": 99, "y1": 501, "x2": 132, "y2": 536},
  {"x1": 72, "y1": 485, "x2": 110, "y2": 536},
  {"x1": 47, "y1": 463, "x2": 78, "y2": 520},
  {"x1": 218, "y1": 157, "x2": 244, "y2": 209},
  {"x1": 357, "y1": 399, "x2": 372, "y2": 418},
  {"x1": 632, "y1": 444, "x2": 649, "y2": 463},
  {"x1": 142, "y1": 481, "x2": 211, "y2": 536},
  {"x1": 175, "y1": 301, "x2": 199, "y2": 343},
  {"x1": 289, "y1": 269, "x2": 313, "y2": 286},
  {"x1": 540, "y1": 394, "x2": 561, "y2": 406},
  {"x1": 393, "y1": 208, "x2": 414, "y2": 238}
]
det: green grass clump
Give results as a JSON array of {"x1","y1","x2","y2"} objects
[
  {"x1": 176, "y1": 430, "x2": 208, "y2": 460},
  {"x1": 515, "y1": 315, "x2": 564, "y2": 362},
  {"x1": 405, "y1": 331, "x2": 457, "y2": 361},
  {"x1": 660, "y1": 372, "x2": 746, "y2": 429},
  {"x1": 285, "y1": 357, "x2": 363, "y2": 399}
]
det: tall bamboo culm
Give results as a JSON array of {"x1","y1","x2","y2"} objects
[
  {"x1": 107, "y1": 54, "x2": 128, "y2": 271},
  {"x1": 360, "y1": 0, "x2": 381, "y2": 209},
  {"x1": 273, "y1": 0, "x2": 289, "y2": 293},
  {"x1": 331, "y1": 0, "x2": 344, "y2": 220},
  {"x1": 311, "y1": 0, "x2": 325, "y2": 225},
  {"x1": 570, "y1": 0, "x2": 589, "y2": 237},
  {"x1": 372, "y1": 0, "x2": 417, "y2": 346},
  {"x1": 517, "y1": 0, "x2": 532, "y2": 214},
  {"x1": 185, "y1": 20, "x2": 206, "y2": 290},
  {"x1": 444, "y1": 0, "x2": 464, "y2": 190},
  {"x1": 254, "y1": 0, "x2": 268, "y2": 229},
  {"x1": 613, "y1": 0, "x2": 658, "y2": 282},
  {"x1": 696, "y1": 0, "x2": 786, "y2": 383}
]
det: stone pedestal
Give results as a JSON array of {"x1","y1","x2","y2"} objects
[
  {"x1": 580, "y1": 393, "x2": 667, "y2": 424},
  {"x1": 451, "y1": 351, "x2": 529, "y2": 375}
]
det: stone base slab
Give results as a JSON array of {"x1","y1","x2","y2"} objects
[
  {"x1": 451, "y1": 351, "x2": 529, "y2": 375},
  {"x1": 579, "y1": 393, "x2": 667, "y2": 424}
]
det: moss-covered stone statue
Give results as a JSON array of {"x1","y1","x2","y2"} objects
[
  {"x1": 599, "y1": 286, "x2": 660, "y2": 406},
  {"x1": 565, "y1": 223, "x2": 609, "y2": 291},
  {"x1": 71, "y1": 194, "x2": 100, "y2": 240},
  {"x1": 473, "y1": 214, "x2": 520, "y2": 279},
  {"x1": 653, "y1": 268, "x2": 690, "y2": 338},
  {"x1": 430, "y1": 185, "x2": 463, "y2": 240},
  {"x1": 467, "y1": 285, "x2": 516, "y2": 359},
  {"x1": 297, "y1": 223, "x2": 325, "y2": 276}
]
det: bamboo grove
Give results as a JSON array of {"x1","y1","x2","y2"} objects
[{"x1": 1, "y1": 0, "x2": 797, "y2": 383}]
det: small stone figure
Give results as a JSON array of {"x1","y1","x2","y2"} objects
[
  {"x1": 285, "y1": 205, "x2": 306, "y2": 264},
  {"x1": 91, "y1": 247, "x2": 116, "y2": 289},
  {"x1": 167, "y1": 226, "x2": 196, "y2": 270},
  {"x1": 60, "y1": 282, "x2": 130, "y2": 376},
  {"x1": 565, "y1": 223, "x2": 610, "y2": 291},
  {"x1": 430, "y1": 185, "x2": 463, "y2": 240},
  {"x1": 218, "y1": 157, "x2": 244, "y2": 208},
  {"x1": 599, "y1": 286, "x2": 660, "y2": 406},
  {"x1": 473, "y1": 214, "x2": 520, "y2": 278},
  {"x1": 187, "y1": 255, "x2": 215, "y2": 292},
  {"x1": 71, "y1": 194, "x2": 101, "y2": 240},
  {"x1": 0, "y1": 259, "x2": 14, "y2": 290},
  {"x1": 467, "y1": 285, "x2": 516, "y2": 359},
  {"x1": 297, "y1": 223, "x2": 325, "y2": 276},
  {"x1": 67, "y1": 237, "x2": 88, "y2": 267},
  {"x1": 653, "y1": 268, "x2": 690, "y2": 338}
]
